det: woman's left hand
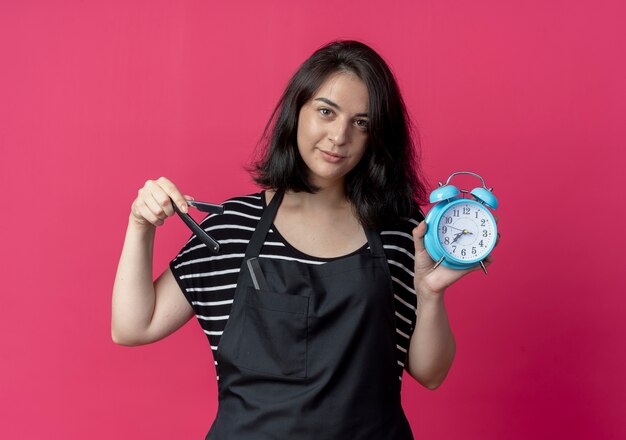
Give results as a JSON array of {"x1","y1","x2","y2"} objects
[{"x1": 412, "y1": 221, "x2": 499, "y2": 297}]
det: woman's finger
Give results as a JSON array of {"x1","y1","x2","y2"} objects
[
  {"x1": 131, "y1": 177, "x2": 192, "y2": 228},
  {"x1": 156, "y1": 176, "x2": 190, "y2": 214},
  {"x1": 135, "y1": 196, "x2": 164, "y2": 226},
  {"x1": 412, "y1": 221, "x2": 427, "y2": 253}
]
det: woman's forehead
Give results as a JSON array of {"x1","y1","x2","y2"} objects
[{"x1": 310, "y1": 72, "x2": 369, "y2": 113}]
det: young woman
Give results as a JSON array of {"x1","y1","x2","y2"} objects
[{"x1": 112, "y1": 40, "x2": 493, "y2": 439}]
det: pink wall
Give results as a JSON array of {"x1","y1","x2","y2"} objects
[{"x1": 1, "y1": 0, "x2": 624, "y2": 438}]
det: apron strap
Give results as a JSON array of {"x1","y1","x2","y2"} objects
[
  {"x1": 364, "y1": 227, "x2": 385, "y2": 257},
  {"x1": 244, "y1": 189, "x2": 284, "y2": 260}
]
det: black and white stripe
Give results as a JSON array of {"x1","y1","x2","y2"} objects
[{"x1": 170, "y1": 193, "x2": 423, "y2": 383}]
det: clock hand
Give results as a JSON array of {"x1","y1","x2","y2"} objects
[
  {"x1": 446, "y1": 225, "x2": 465, "y2": 232},
  {"x1": 451, "y1": 229, "x2": 474, "y2": 244}
]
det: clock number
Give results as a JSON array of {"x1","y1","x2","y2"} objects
[
  {"x1": 461, "y1": 249, "x2": 467, "y2": 257},
  {"x1": 483, "y1": 230, "x2": 488, "y2": 237},
  {"x1": 444, "y1": 237, "x2": 450, "y2": 245},
  {"x1": 481, "y1": 219, "x2": 487, "y2": 226},
  {"x1": 445, "y1": 217, "x2": 452, "y2": 224},
  {"x1": 453, "y1": 209, "x2": 460, "y2": 217},
  {"x1": 475, "y1": 211, "x2": 479, "y2": 219},
  {"x1": 472, "y1": 247, "x2": 477, "y2": 255},
  {"x1": 479, "y1": 240, "x2": 484, "y2": 247},
  {"x1": 452, "y1": 246, "x2": 457, "y2": 253},
  {"x1": 463, "y1": 207, "x2": 470, "y2": 215}
]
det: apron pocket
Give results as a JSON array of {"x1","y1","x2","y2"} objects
[{"x1": 236, "y1": 287, "x2": 309, "y2": 378}]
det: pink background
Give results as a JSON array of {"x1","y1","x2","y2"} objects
[{"x1": 1, "y1": 0, "x2": 624, "y2": 438}]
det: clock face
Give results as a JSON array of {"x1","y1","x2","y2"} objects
[{"x1": 437, "y1": 200, "x2": 496, "y2": 263}]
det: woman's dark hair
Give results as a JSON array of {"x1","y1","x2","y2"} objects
[{"x1": 251, "y1": 40, "x2": 428, "y2": 228}]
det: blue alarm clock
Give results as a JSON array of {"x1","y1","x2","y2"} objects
[{"x1": 423, "y1": 171, "x2": 498, "y2": 274}]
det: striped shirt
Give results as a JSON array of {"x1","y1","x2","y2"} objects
[{"x1": 169, "y1": 192, "x2": 423, "y2": 383}]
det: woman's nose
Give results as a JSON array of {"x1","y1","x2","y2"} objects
[{"x1": 329, "y1": 120, "x2": 349, "y2": 146}]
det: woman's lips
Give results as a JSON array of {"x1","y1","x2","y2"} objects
[{"x1": 319, "y1": 149, "x2": 345, "y2": 163}]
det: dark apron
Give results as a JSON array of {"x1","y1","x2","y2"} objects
[{"x1": 207, "y1": 190, "x2": 414, "y2": 439}]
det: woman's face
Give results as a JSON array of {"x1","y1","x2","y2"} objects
[{"x1": 296, "y1": 72, "x2": 369, "y2": 190}]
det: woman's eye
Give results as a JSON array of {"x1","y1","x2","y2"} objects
[
  {"x1": 355, "y1": 119, "x2": 369, "y2": 129},
  {"x1": 319, "y1": 108, "x2": 332, "y2": 116}
]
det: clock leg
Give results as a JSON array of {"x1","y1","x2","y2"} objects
[
  {"x1": 433, "y1": 256, "x2": 445, "y2": 270},
  {"x1": 479, "y1": 260, "x2": 488, "y2": 275}
]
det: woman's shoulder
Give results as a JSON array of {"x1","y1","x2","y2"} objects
[
  {"x1": 376, "y1": 206, "x2": 422, "y2": 255},
  {"x1": 220, "y1": 191, "x2": 265, "y2": 209},
  {"x1": 202, "y1": 191, "x2": 265, "y2": 219},
  {"x1": 379, "y1": 206, "x2": 424, "y2": 234}
]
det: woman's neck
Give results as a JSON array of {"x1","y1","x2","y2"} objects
[
  {"x1": 266, "y1": 181, "x2": 366, "y2": 259},
  {"x1": 286, "y1": 183, "x2": 348, "y2": 211}
]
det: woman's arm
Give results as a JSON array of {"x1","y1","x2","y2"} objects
[
  {"x1": 406, "y1": 290, "x2": 456, "y2": 390},
  {"x1": 405, "y1": 221, "x2": 494, "y2": 389},
  {"x1": 111, "y1": 216, "x2": 194, "y2": 346},
  {"x1": 111, "y1": 178, "x2": 195, "y2": 346}
]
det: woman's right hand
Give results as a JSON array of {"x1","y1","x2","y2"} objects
[{"x1": 129, "y1": 177, "x2": 194, "y2": 228}]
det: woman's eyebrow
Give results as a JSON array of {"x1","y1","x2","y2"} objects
[{"x1": 314, "y1": 97, "x2": 368, "y2": 117}]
